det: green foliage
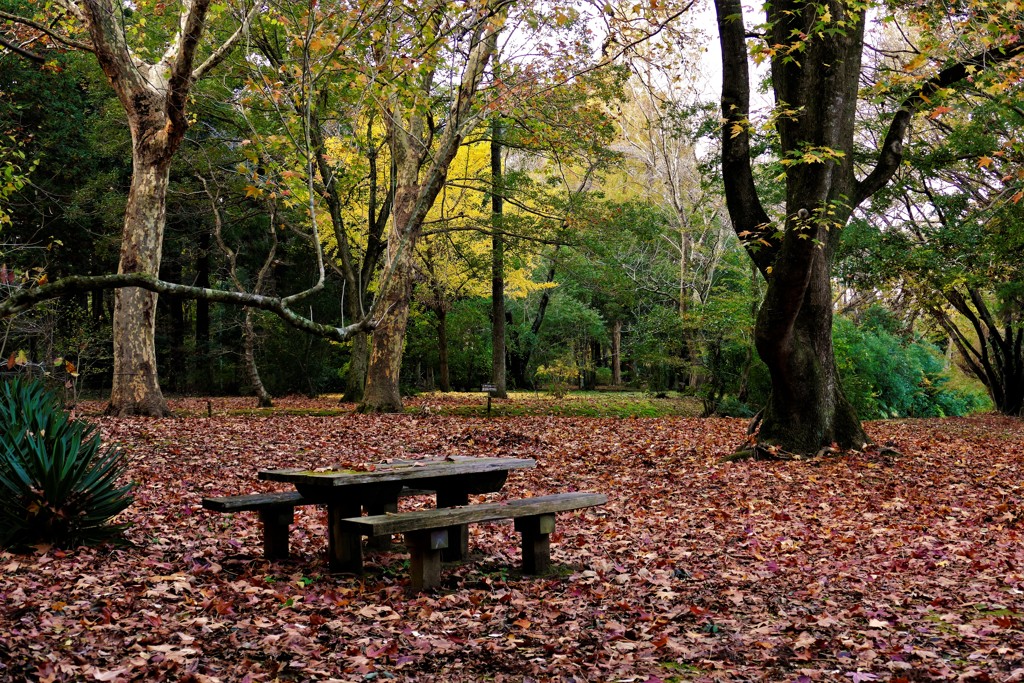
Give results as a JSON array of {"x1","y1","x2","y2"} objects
[
  {"x1": 833, "y1": 313, "x2": 991, "y2": 419},
  {"x1": 0, "y1": 379, "x2": 133, "y2": 549}
]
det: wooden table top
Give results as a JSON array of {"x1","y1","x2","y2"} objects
[{"x1": 258, "y1": 456, "x2": 536, "y2": 489}]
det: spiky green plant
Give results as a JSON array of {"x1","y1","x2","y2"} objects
[{"x1": 0, "y1": 378, "x2": 133, "y2": 549}]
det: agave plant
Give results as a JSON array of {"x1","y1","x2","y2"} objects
[{"x1": 0, "y1": 378, "x2": 133, "y2": 549}]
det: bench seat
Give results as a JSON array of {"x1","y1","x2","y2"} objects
[
  {"x1": 340, "y1": 492, "x2": 607, "y2": 590},
  {"x1": 202, "y1": 487, "x2": 434, "y2": 559}
]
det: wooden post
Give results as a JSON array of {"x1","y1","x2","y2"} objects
[
  {"x1": 482, "y1": 384, "x2": 496, "y2": 417},
  {"x1": 435, "y1": 489, "x2": 470, "y2": 561},
  {"x1": 258, "y1": 506, "x2": 295, "y2": 560},
  {"x1": 406, "y1": 529, "x2": 448, "y2": 591},
  {"x1": 515, "y1": 514, "x2": 555, "y2": 574},
  {"x1": 327, "y1": 501, "x2": 364, "y2": 573}
]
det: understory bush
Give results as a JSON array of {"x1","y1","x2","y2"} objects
[
  {"x1": 535, "y1": 358, "x2": 579, "y2": 398},
  {"x1": 0, "y1": 378, "x2": 133, "y2": 549},
  {"x1": 833, "y1": 314, "x2": 991, "y2": 419}
]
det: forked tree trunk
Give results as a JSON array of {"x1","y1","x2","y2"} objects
[
  {"x1": 360, "y1": 11, "x2": 502, "y2": 412},
  {"x1": 716, "y1": 0, "x2": 1023, "y2": 457}
]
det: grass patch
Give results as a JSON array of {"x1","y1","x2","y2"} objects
[{"x1": 431, "y1": 391, "x2": 703, "y2": 419}]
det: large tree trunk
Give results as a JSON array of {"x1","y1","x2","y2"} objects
[
  {"x1": 752, "y1": 246, "x2": 866, "y2": 454},
  {"x1": 716, "y1": 0, "x2": 870, "y2": 456},
  {"x1": 107, "y1": 155, "x2": 171, "y2": 416},
  {"x1": 81, "y1": 0, "x2": 232, "y2": 416},
  {"x1": 361, "y1": 185, "x2": 419, "y2": 412}
]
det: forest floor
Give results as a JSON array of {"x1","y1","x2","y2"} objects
[{"x1": 2, "y1": 393, "x2": 1022, "y2": 682}]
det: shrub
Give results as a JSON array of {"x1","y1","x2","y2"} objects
[
  {"x1": 535, "y1": 359, "x2": 579, "y2": 398},
  {"x1": 832, "y1": 314, "x2": 990, "y2": 419},
  {"x1": 0, "y1": 379, "x2": 133, "y2": 549}
]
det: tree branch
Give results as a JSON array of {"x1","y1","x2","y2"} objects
[
  {"x1": 854, "y1": 40, "x2": 1024, "y2": 207},
  {"x1": 192, "y1": 1, "x2": 260, "y2": 81},
  {"x1": 0, "y1": 35, "x2": 46, "y2": 62},
  {"x1": 713, "y1": 0, "x2": 774, "y2": 275},
  {"x1": 0, "y1": 9, "x2": 94, "y2": 53},
  {"x1": 0, "y1": 274, "x2": 376, "y2": 342}
]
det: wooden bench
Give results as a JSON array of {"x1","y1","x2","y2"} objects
[
  {"x1": 339, "y1": 492, "x2": 608, "y2": 591},
  {"x1": 202, "y1": 487, "x2": 434, "y2": 560}
]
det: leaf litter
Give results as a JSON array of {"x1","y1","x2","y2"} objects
[{"x1": 1, "y1": 397, "x2": 1022, "y2": 682}]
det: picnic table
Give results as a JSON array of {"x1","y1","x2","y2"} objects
[{"x1": 257, "y1": 456, "x2": 536, "y2": 573}]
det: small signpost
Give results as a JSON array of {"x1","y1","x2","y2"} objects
[{"x1": 481, "y1": 384, "x2": 497, "y2": 415}]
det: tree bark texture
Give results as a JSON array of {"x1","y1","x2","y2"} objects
[
  {"x1": 362, "y1": 184, "x2": 421, "y2": 412},
  {"x1": 108, "y1": 156, "x2": 172, "y2": 416},
  {"x1": 82, "y1": 0, "x2": 216, "y2": 416}
]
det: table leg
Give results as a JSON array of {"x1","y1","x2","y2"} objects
[
  {"x1": 436, "y1": 489, "x2": 469, "y2": 561},
  {"x1": 259, "y1": 507, "x2": 294, "y2": 560},
  {"x1": 327, "y1": 501, "x2": 363, "y2": 573},
  {"x1": 364, "y1": 499, "x2": 398, "y2": 550}
]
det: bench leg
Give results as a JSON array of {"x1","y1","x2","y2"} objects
[
  {"x1": 406, "y1": 529, "x2": 448, "y2": 591},
  {"x1": 327, "y1": 502, "x2": 363, "y2": 573},
  {"x1": 259, "y1": 507, "x2": 295, "y2": 560},
  {"x1": 515, "y1": 514, "x2": 556, "y2": 574},
  {"x1": 436, "y1": 490, "x2": 469, "y2": 561},
  {"x1": 364, "y1": 499, "x2": 398, "y2": 551}
]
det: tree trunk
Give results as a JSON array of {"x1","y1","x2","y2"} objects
[
  {"x1": 437, "y1": 307, "x2": 450, "y2": 392},
  {"x1": 490, "y1": 116, "x2": 508, "y2": 398},
  {"x1": 242, "y1": 307, "x2": 273, "y2": 407},
  {"x1": 715, "y1": 0, "x2": 870, "y2": 456},
  {"x1": 106, "y1": 156, "x2": 170, "y2": 416},
  {"x1": 359, "y1": 9, "x2": 501, "y2": 412},
  {"x1": 752, "y1": 249, "x2": 867, "y2": 454},
  {"x1": 360, "y1": 184, "x2": 419, "y2": 412},
  {"x1": 343, "y1": 331, "x2": 370, "y2": 402},
  {"x1": 611, "y1": 320, "x2": 622, "y2": 385}
]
